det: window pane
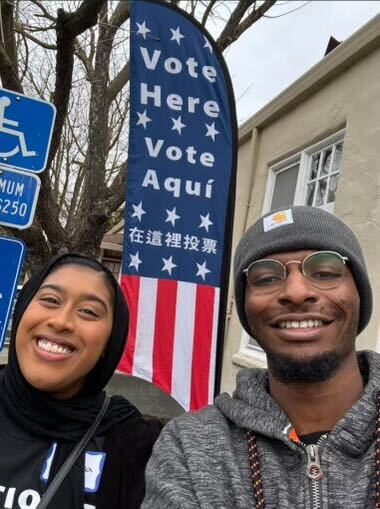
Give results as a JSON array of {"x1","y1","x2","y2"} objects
[
  {"x1": 306, "y1": 182, "x2": 315, "y2": 206},
  {"x1": 247, "y1": 336, "x2": 262, "y2": 350},
  {"x1": 270, "y1": 163, "x2": 299, "y2": 211},
  {"x1": 315, "y1": 178, "x2": 328, "y2": 206},
  {"x1": 320, "y1": 148, "x2": 332, "y2": 176},
  {"x1": 310, "y1": 153, "x2": 320, "y2": 179},
  {"x1": 332, "y1": 142, "x2": 343, "y2": 172},
  {"x1": 328, "y1": 174, "x2": 340, "y2": 203}
]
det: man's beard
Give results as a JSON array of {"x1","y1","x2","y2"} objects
[{"x1": 266, "y1": 350, "x2": 341, "y2": 383}]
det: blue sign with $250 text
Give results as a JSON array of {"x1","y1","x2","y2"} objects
[{"x1": 0, "y1": 168, "x2": 40, "y2": 229}]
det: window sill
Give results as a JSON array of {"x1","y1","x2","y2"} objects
[{"x1": 232, "y1": 351, "x2": 267, "y2": 369}]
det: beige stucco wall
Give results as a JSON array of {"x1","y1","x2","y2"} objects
[{"x1": 221, "y1": 29, "x2": 380, "y2": 394}]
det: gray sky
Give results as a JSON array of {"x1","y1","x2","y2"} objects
[{"x1": 221, "y1": 1, "x2": 380, "y2": 125}]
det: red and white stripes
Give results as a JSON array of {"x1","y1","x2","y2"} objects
[{"x1": 118, "y1": 275, "x2": 220, "y2": 411}]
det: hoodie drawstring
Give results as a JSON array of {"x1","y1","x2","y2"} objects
[{"x1": 247, "y1": 391, "x2": 380, "y2": 508}]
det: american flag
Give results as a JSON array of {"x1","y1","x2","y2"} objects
[{"x1": 118, "y1": 0, "x2": 237, "y2": 411}]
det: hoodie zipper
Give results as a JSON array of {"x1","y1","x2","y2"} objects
[{"x1": 303, "y1": 435, "x2": 327, "y2": 509}]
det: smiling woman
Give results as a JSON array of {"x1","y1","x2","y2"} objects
[
  {"x1": 0, "y1": 254, "x2": 162, "y2": 509},
  {"x1": 16, "y1": 263, "x2": 115, "y2": 400}
]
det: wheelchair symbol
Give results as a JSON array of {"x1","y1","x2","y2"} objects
[{"x1": 0, "y1": 96, "x2": 37, "y2": 158}]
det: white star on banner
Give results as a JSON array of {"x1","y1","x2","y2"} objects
[
  {"x1": 203, "y1": 36, "x2": 213, "y2": 53},
  {"x1": 171, "y1": 115, "x2": 186, "y2": 134},
  {"x1": 196, "y1": 261, "x2": 211, "y2": 280},
  {"x1": 131, "y1": 201, "x2": 146, "y2": 222},
  {"x1": 129, "y1": 251, "x2": 142, "y2": 271},
  {"x1": 205, "y1": 122, "x2": 220, "y2": 141},
  {"x1": 136, "y1": 110, "x2": 151, "y2": 129},
  {"x1": 170, "y1": 26, "x2": 185, "y2": 45},
  {"x1": 162, "y1": 256, "x2": 177, "y2": 275},
  {"x1": 136, "y1": 21, "x2": 151, "y2": 39},
  {"x1": 199, "y1": 213, "x2": 213, "y2": 232},
  {"x1": 166, "y1": 207, "x2": 180, "y2": 227}
]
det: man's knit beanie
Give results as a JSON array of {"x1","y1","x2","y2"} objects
[{"x1": 234, "y1": 206, "x2": 372, "y2": 335}]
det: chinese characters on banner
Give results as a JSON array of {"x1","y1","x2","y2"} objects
[{"x1": 119, "y1": 0, "x2": 237, "y2": 411}]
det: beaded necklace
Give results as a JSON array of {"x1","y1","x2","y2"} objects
[{"x1": 247, "y1": 392, "x2": 380, "y2": 508}]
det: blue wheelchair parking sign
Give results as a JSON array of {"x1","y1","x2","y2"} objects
[{"x1": 0, "y1": 88, "x2": 56, "y2": 173}]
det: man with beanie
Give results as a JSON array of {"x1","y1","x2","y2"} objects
[{"x1": 142, "y1": 206, "x2": 379, "y2": 509}]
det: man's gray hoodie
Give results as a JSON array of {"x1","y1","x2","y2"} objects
[{"x1": 142, "y1": 351, "x2": 380, "y2": 508}]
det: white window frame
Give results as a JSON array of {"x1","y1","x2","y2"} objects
[
  {"x1": 263, "y1": 129, "x2": 345, "y2": 215},
  {"x1": 239, "y1": 129, "x2": 345, "y2": 362},
  {"x1": 239, "y1": 331, "x2": 267, "y2": 363},
  {"x1": 296, "y1": 131, "x2": 345, "y2": 214},
  {"x1": 262, "y1": 154, "x2": 302, "y2": 213}
]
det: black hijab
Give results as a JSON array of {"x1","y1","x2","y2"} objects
[{"x1": 0, "y1": 253, "x2": 140, "y2": 507}]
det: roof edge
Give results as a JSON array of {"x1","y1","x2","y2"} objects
[{"x1": 239, "y1": 14, "x2": 380, "y2": 143}]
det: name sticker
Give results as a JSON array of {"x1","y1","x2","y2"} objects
[
  {"x1": 84, "y1": 451, "x2": 106, "y2": 493},
  {"x1": 40, "y1": 442, "x2": 57, "y2": 482}
]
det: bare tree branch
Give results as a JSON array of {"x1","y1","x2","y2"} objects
[
  {"x1": 74, "y1": 38, "x2": 94, "y2": 79},
  {"x1": 109, "y1": 0, "x2": 130, "y2": 28},
  {"x1": 0, "y1": 44, "x2": 22, "y2": 91},
  {"x1": 0, "y1": 0, "x2": 22, "y2": 91},
  {"x1": 88, "y1": 26, "x2": 96, "y2": 64},
  {"x1": 48, "y1": 0, "x2": 106, "y2": 166},
  {"x1": 18, "y1": 23, "x2": 56, "y2": 33},
  {"x1": 36, "y1": 0, "x2": 107, "y2": 254},
  {"x1": 66, "y1": 0, "x2": 106, "y2": 38},
  {"x1": 17, "y1": 31, "x2": 29, "y2": 82},
  {"x1": 201, "y1": 0, "x2": 218, "y2": 26},
  {"x1": 104, "y1": 162, "x2": 128, "y2": 213},
  {"x1": 30, "y1": 0, "x2": 57, "y2": 23},
  {"x1": 104, "y1": 0, "x2": 131, "y2": 107},
  {"x1": 15, "y1": 23, "x2": 57, "y2": 49},
  {"x1": 217, "y1": 0, "x2": 277, "y2": 52},
  {"x1": 107, "y1": 61, "x2": 129, "y2": 106},
  {"x1": 11, "y1": 221, "x2": 52, "y2": 271},
  {"x1": 217, "y1": 0, "x2": 255, "y2": 50}
]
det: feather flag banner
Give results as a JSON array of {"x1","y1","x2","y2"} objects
[{"x1": 119, "y1": 0, "x2": 237, "y2": 411}]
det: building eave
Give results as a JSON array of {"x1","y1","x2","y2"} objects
[
  {"x1": 101, "y1": 241, "x2": 123, "y2": 253},
  {"x1": 239, "y1": 14, "x2": 380, "y2": 144}
]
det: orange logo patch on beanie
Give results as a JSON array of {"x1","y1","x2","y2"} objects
[{"x1": 263, "y1": 208, "x2": 294, "y2": 232}]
